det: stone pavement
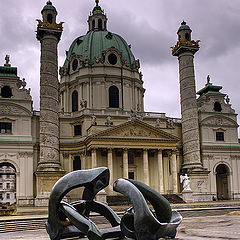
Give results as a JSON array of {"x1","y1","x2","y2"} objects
[{"x1": 0, "y1": 214, "x2": 240, "y2": 240}]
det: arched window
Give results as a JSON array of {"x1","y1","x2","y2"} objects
[
  {"x1": 109, "y1": 86, "x2": 119, "y2": 108},
  {"x1": 214, "y1": 101, "x2": 222, "y2": 112},
  {"x1": 98, "y1": 19, "x2": 102, "y2": 30},
  {"x1": 92, "y1": 20, "x2": 95, "y2": 29},
  {"x1": 72, "y1": 90, "x2": 78, "y2": 112},
  {"x1": 185, "y1": 33, "x2": 190, "y2": 41},
  {"x1": 47, "y1": 14, "x2": 53, "y2": 24},
  {"x1": 1, "y1": 86, "x2": 12, "y2": 98}
]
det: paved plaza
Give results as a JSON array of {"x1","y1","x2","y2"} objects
[{"x1": 0, "y1": 214, "x2": 240, "y2": 240}]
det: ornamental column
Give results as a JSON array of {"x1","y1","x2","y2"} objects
[
  {"x1": 143, "y1": 149, "x2": 149, "y2": 186},
  {"x1": 157, "y1": 149, "x2": 164, "y2": 193},
  {"x1": 107, "y1": 148, "x2": 113, "y2": 194},
  {"x1": 171, "y1": 151, "x2": 178, "y2": 194},
  {"x1": 35, "y1": 1, "x2": 64, "y2": 205},
  {"x1": 92, "y1": 149, "x2": 97, "y2": 168},
  {"x1": 123, "y1": 149, "x2": 128, "y2": 179},
  {"x1": 172, "y1": 21, "x2": 203, "y2": 171}
]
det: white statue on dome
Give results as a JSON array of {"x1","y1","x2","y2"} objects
[{"x1": 180, "y1": 174, "x2": 192, "y2": 192}]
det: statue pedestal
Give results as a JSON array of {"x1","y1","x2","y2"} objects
[
  {"x1": 182, "y1": 190, "x2": 194, "y2": 203},
  {"x1": 35, "y1": 171, "x2": 65, "y2": 206},
  {"x1": 95, "y1": 189, "x2": 107, "y2": 204}
]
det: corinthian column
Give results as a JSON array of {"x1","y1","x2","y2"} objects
[
  {"x1": 171, "y1": 151, "x2": 178, "y2": 194},
  {"x1": 92, "y1": 149, "x2": 97, "y2": 168},
  {"x1": 123, "y1": 149, "x2": 128, "y2": 179},
  {"x1": 158, "y1": 149, "x2": 164, "y2": 193},
  {"x1": 143, "y1": 149, "x2": 149, "y2": 186}
]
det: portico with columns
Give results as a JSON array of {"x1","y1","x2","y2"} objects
[{"x1": 65, "y1": 120, "x2": 181, "y2": 196}]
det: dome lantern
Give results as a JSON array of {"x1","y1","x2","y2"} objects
[{"x1": 88, "y1": 0, "x2": 108, "y2": 32}]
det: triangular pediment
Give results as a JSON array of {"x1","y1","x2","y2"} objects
[{"x1": 91, "y1": 120, "x2": 179, "y2": 141}]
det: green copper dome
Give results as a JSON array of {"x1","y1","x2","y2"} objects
[
  {"x1": 64, "y1": 31, "x2": 136, "y2": 69},
  {"x1": 177, "y1": 21, "x2": 192, "y2": 33},
  {"x1": 41, "y1": 1, "x2": 57, "y2": 14}
]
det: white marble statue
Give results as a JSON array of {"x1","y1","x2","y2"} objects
[{"x1": 180, "y1": 174, "x2": 192, "y2": 191}]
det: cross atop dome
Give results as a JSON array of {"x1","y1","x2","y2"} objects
[{"x1": 95, "y1": 0, "x2": 99, "y2": 6}]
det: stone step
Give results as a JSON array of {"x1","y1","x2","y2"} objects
[
  {"x1": 0, "y1": 219, "x2": 46, "y2": 233},
  {"x1": 0, "y1": 206, "x2": 239, "y2": 233}
]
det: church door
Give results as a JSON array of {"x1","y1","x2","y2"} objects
[{"x1": 216, "y1": 164, "x2": 230, "y2": 200}]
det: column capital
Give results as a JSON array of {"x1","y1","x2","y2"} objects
[
  {"x1": 107, "y1": 148, "x2": 113, "y2": 152},
  {"x1": 157, "y1": 149, "x2": 163, "y2": 153}
]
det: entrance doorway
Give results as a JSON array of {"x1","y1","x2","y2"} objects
[
  {"x1": 216, "y1": 164, "x2": 230, "y2": 200},
  {"x1": 0, "y1": 163, "x2": 16, "y2": 204}
]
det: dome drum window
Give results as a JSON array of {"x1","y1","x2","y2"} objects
[
  {"x1": 108, "y1": 53, "x2": 118, "y2": 65},
  {"x1": 109, "y1": 86, "x2": 119, "y2": 108},
  {"x1": 72, "y1": 59, "x2": 78, "y2": 71},
  {"x1": 104, "y1": 48, "x2": 121, "y2": 66}
]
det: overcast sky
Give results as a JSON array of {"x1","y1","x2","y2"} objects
[{"x1": 0, "y1": 0, "x2": 240, "y2": 135}]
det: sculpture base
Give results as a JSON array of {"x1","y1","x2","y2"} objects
[
  {"x1": 181, "y1": 190, "x2": 193, "y2": 203},
  {"x1": 35, "y1": 171, "x2": 65, "y2": 206}
]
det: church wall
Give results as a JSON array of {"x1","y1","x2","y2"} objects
[{"x1": 202, "y1": 152, "x2": 240, "y2": 199}]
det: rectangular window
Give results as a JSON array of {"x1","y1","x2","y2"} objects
[
  {"x1": 6, "y1": 193, "x2": 10, "y2": 199},
  {"x1": 0, "y1": 193, "x2": 2, "y2": 200},
  {"x1": 0, "y1": 183, "x2": 2, "y2": 189},
  {"x1": 0, "y1": 122, "x2": 12, "y2": 134},
  {"x1": 128, "y1": 172, "x2": 135, "y2": 180},
  {"x1": 73, "y1": 156, "x2": 81, "y2": 171},
  {"x1": 74, "y1": 125, "x2": 82, "y2": 136},
  {"x1": 6, "y1": 183, "x2": 10, "y2": 189},
  {"x1": 216, "y1": 132, "x2": 224, "y2": 141}
]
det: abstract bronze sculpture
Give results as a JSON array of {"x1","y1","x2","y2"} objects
[{"x1": 46, "y1": 167, "x2": 182, "y2": 240}]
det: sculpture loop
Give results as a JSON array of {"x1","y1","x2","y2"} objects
[{"x1": 46, "y1": 167, "x2": 182, "y2": 240}]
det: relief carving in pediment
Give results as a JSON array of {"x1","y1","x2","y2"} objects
[{"x1": 107, "y1": 126, "x2": 159, "y2": 138}]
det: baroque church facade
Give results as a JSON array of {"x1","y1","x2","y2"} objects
[{"x1": 0, "y1": 1, "x2": 240, "y2": 207}]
